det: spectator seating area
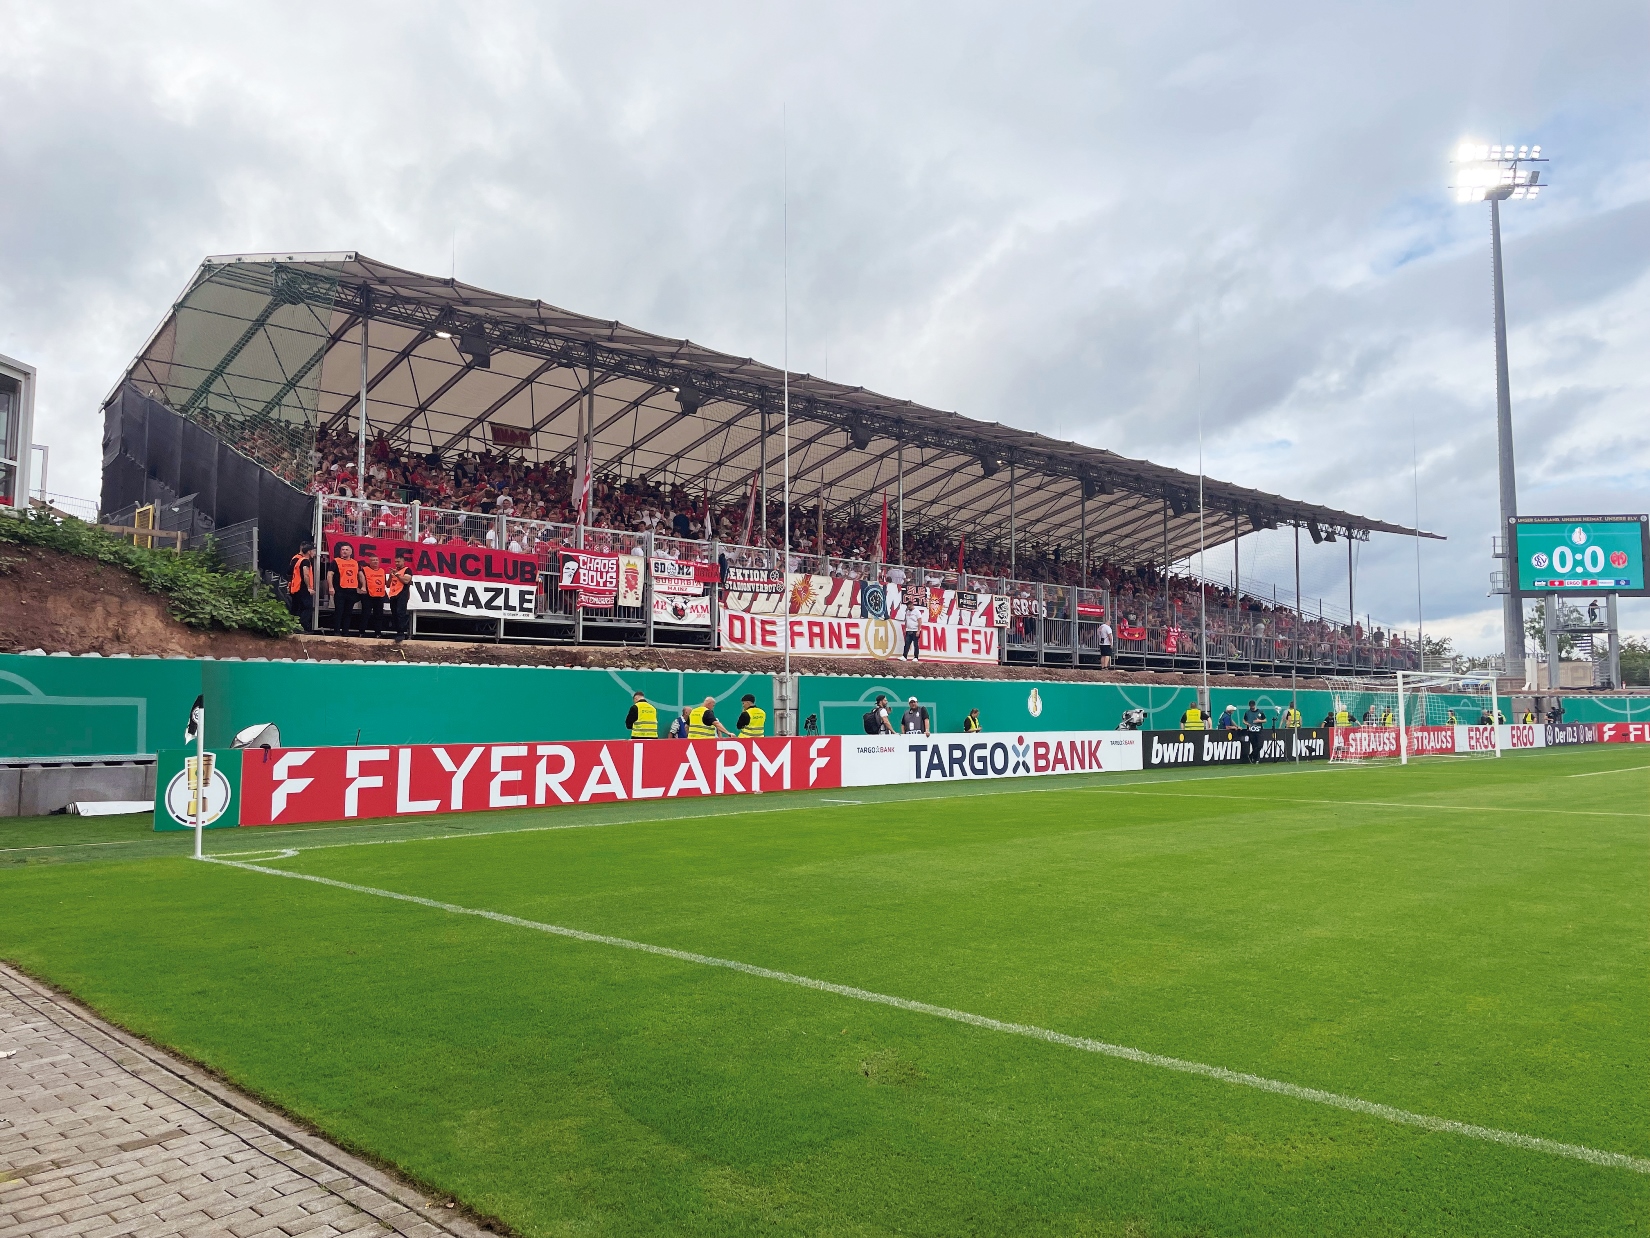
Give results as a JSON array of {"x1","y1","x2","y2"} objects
[{"x1": 309, "y1": 430, "x2": 1418, "y2": 673}]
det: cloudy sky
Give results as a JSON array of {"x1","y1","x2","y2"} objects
[{"x1": 3, "y1": 0, "x2": 1646, "y2": 649}]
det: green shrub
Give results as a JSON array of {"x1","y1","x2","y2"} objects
[{"x1": 0, "y1": 509, "x2": 299, "y2": 637}]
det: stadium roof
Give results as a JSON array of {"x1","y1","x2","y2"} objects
[{"x1": 112, "y1": 251, "x2": 1440, "y2": 563}]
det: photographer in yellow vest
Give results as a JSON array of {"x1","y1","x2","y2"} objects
[
  {"x1": 735, "y1": 693, "x2": 766, "y2": 737},
  {"x1": 1179, "y1": 702, "x2": 1205, "y2": 730},
  {"x1": 625, "y1": 691, "x2": 658, "y2": 739}
]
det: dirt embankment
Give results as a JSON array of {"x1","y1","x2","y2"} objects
[{"x1": 0, "y1": 543, "x2": 1322, "y2": 686}]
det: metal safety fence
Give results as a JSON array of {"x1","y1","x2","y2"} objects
[{"x1": 295, "y1": 493, "x2": 1418, "y2": 673}]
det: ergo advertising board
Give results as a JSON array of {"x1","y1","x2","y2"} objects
[{"x1": 1511, "y1": 515, "x2": 1649, "y2": 595}]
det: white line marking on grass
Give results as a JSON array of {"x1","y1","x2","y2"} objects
[
  {"x1": 1568, "y1": 764, "x2": 1650, "y2": 778},
  {"x1": 192, "y1": 750, "x2": 1576, "y2": 862},
  {"x1": 821, "y1": 799, "x2": 864, "y2": 805},
  {"x1": 0, "y1": 839, "x2": 150, "y2": 853},
  {"x1": 200, "y1": 854, "x2": 1650, "y2": 1176},
  {"x1": 1084, "y1": 789, "x2": 1648, "y2": 818}
]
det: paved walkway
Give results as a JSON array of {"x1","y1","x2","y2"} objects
[{"x1": 0, "y1": 965, "x2": 486, "y2": 1238}]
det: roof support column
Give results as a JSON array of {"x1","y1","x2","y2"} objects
[
  {"x1": 1294, "y1": 524, "x2": 1302, "y2": 620},
  {"x1": 1348, "y1": 537, "x2": 1356, "y2": 641},
  {"x1": 759, "y1": 405, "x2": 768, "y2": 549},
  {"x1": 1079, "y1": 484, "x2": 1087, "y2": 590},
  {"x1": 1009, "y1": 463, "x2": 1017, "y2": 579},
  {"x1": 574, "y1": 347, "x2": 593, "y2": 550},
  {"x1": 896, "y1": 435, "x2": 905, "y2": 566},
  {"x1": 1162, "y1": 498, "x2": 1169, "y2": 576},
  {"x1": 1233, "y1": 511, "x2": 1241, "y2": 597},
  {"x1": 356, "y1": 305, "x2": 369, "y2": 508}
]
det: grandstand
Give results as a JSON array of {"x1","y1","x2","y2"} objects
[{"x1": 100, "y1": 251, "x2": 1437, "y2": 674}]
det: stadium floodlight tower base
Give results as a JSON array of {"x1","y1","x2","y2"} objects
[{"x1": 1322, "y1": 672, "x2": 1501, "y2": 766}]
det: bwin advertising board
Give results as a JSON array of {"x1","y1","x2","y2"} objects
[{"x1": 1142, "y1": 728, "x2": 1331, "y2": 769}]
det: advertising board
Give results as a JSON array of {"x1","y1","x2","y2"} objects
[
  {"x1": 1141, "y1": 728, "x2": 1329, "y2": 768},
  {"x1": 840, "y1": 730, "x2": 1142, "y2": 786},
  {"x1": 238, "y1": 736, "x2": 841, "y2": 825},
  {"x1": 1599, "y1": 723, "x2": 1650, "y2": 744}
]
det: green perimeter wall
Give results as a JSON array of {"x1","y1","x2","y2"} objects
[
  {"x1": 795, "y1": 674, "x2": 1650, "y2": 735},
  {"x1": 0, "y1": 654, "x2": 769, "y2": 758},
  {"x1": 2, "y1": 651, "x2": 1646, "y2": 759}
]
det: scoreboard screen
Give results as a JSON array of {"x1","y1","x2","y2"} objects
[{"x1": 1511, "y1": 515, "x2": 1649, "y2": 596}]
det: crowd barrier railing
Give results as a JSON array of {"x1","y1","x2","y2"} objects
[{"x1": 304, "y1": 493, "x2": 1417, "y2": 671}]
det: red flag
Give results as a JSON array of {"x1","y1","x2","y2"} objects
[
  {"x1": 878, "y1": 494, "x2": 888, "y2": 563},
  {"x1": 958, "y1": 534, "x2": 966, "y2": 575},
  {"x1": 740, "y1": 472, "x2": 759, "y2": 546}
]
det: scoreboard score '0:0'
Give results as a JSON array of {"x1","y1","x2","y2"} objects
[{"x1": 1511, "y1": 514, "x2": 1650, "y2": 596}]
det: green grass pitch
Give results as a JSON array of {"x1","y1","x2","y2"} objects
[{"x1": 2, "y1": 745, "x2": 1647, "y2": 1235}]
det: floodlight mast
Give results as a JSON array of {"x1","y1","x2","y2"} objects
[{"x1": 1451, "y1": 141, "x2": 1548, "y2": 680}]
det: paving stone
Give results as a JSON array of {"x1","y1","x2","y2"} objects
[{"x1": 0, "y1": 965, "x2": 478, "y2": 1238}]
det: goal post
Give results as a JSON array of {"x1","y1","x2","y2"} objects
[{"x1": 1323, "y1": 672, "x2": 1501, "y2": 765}]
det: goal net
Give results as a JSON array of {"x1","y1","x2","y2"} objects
[{"x1": 1323, "y1": 672, "x2": 1501, "y2": 764}]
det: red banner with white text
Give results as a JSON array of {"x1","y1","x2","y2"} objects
[
  {"x1": 323, "y1": 533, "x2": 541, "y2": 619},
  {"x1": 238, "y1": 736, "x2": 842, "y2": 826},
  {"x1": 718, "y1": 611, "x2": 999, "y2": 664}
]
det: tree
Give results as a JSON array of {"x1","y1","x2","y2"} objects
[
  {"x1": 1524, "y1": 600, "x2": 1576, "y2": 659},
  {"x1": 1620, "y1": 636, "x2": 1650, "y2": 687}
]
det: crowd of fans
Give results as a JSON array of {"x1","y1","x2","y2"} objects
[{"x1": 308, "y1": 428, "x2": 1415, "y2": 665}]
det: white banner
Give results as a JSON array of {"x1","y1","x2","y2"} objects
[
  {"x1": 650, "y1": 557, "x2": 703, "y2": 595},
  {"x1": 652, "y1": 593, "x2": 711, "y2": 626},
  {"x1": 719, "y1": 611, "x2": 999, "y2": 664},
  {"x1": 841, "y1": 729, "x2": 1143, "y2": 787},
  {"x1": 407, "y1": 577, "x2": 539, "y2": 619},
  {"x1": 618, "y1": 554, "x2": 645, "y2": 608}
]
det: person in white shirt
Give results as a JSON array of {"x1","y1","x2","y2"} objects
[
  {"x1": 1098, "y1": 620, "x2": 1114, "y2": 669},
  {"x1": 901, "y1": 599, "x2": 922, "y2": 660}
]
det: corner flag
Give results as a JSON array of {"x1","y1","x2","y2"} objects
[{"x1": 184, "y1": 694, "x2": 204, "y2": 744}]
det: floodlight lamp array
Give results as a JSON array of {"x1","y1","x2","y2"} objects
[{"x1": 1451, "y1": 140, "x2": 1547, "y2": 203}]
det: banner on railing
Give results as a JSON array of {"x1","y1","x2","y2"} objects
[
  {"x1": 559, "y1": 550, "x2": 616, "y2": 607},
  {"x1": 557, "y1": 551, "x2": 643, "y2": 608},
  {"x1": 652, "y1": 593, "x2": 711, "y2": 626},
  {"x1": 323, "y1": 534, "x2": 540, "y2": 620},
  {"x1": 718, "y1": 611, "x2": 999, "y2": 664},
  {"x1": 724, "y1": 565, "x2": 783, "y2": 594},
  {"x1": 651, "y1": 557, "x2": 705, "y2": 595}
]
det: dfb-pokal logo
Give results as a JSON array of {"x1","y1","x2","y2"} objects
[{"x1": 163, "y1": 755, "x2": 233, "y2": 828}]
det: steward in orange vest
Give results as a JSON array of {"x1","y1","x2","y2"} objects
[
  {"x1": 386, "y1": 549, "x2": 413, "y2": 643},
  {"x1": 329, "y1": 544, "x2": 363, "y2": 637},
  {"x1": 358, "y1": 548, "x2": 388, "y2": 639},
  {"x1": 287, "y1": 541, "x2": 317, "y2": 632}
]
